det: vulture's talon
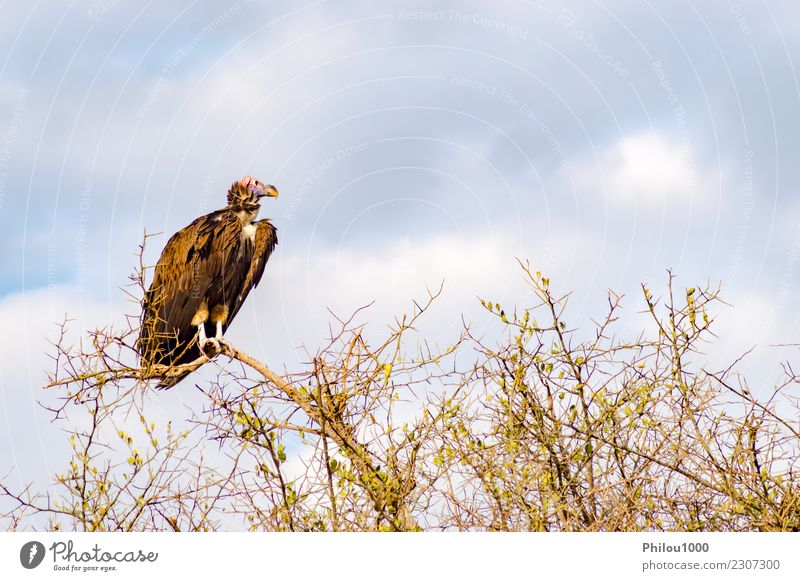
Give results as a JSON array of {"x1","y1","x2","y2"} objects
[{"x1": 200, "y1": 338, "x2": 222, "y2": 358}]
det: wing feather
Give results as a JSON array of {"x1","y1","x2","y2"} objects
[{"x1": 139, "y1": 210, "x2": 245, "y2": 367}]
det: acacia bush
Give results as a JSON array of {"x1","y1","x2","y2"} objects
[{"x1": 2, "y1": 257, "x2": 798, "y2": 531}]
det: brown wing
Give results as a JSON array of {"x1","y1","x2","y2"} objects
[
  {"x1": 139, "y1": 209, "x2": 248, "y2": 367},
  {"x1": 228, "y1": 219, "x2": 278, "y2": 323}
]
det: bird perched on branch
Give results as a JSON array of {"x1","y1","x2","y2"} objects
[{"x1": 138, "y1": 176, "x2": 278, "y2": 388}]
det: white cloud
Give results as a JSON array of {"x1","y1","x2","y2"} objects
[
  {"x1": 704, "y1": 290, "x2": 798, "y2": 393},
  {"x1": 576, "y1": 131, "x2": 710, "y2": 207}
]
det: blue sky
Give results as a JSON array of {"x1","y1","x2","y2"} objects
[{"x1": 1, "y1": 0, "x2": 799, "y2": 499}]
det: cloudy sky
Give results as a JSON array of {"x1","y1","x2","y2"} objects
[{"x1": 1, "y1": 0, "x2": 799, "y2": 497}]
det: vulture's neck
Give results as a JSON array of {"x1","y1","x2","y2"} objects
[
  {"x1": 232, "y1": 207, "x2": 260, "y2": 224},
  {"x1": 231, "y1": 207, "x2": 260, "y2": 249}
]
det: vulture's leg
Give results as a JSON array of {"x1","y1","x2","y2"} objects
[
  {"x1": 193, "y1": 300, "x2": 217, "y2": 356},
  {"x1": 197, "y1": 322, "x2": 220, "y2": 357},
  {"x1": 201, "y1": 303, "x2": 233, "y2": 358},
  {"x1": 215, "y1": 320, "x2": 233, "y2": 352},
  {"x1": 203, "y1": 305, "x2": 229, "y2": 355}
]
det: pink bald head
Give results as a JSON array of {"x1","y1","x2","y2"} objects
[
  {"x1": 239, "y1": 176, "x2": 278, "y2": 198},
  {"x1": 227, "y1": 176, "x2": 279, "y2": 208},
  {"x1": 239, "y1": 176, "x2": 257, "y2": 190}
]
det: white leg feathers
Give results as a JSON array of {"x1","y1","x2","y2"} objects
[
  {"x1": 216, "y1": 320, "x2": 233, "y2": 351},
  {"x1": 198, "y1": 323, "x2": 221, "y2": 357},
  {"x1": 197, "y1": 319, "x2": 230, "y2": 358}
]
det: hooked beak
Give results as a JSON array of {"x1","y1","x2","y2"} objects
[{"x1": 256, "y1": 184, "x2": 279, "y2": 199}]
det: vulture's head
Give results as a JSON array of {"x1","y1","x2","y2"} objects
[{"x1": 227, "y1": 176, "x2": 279, "y2": 215}]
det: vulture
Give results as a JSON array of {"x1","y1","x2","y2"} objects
[{"x1": 138, "y1": 176, "x2": 278, "y2": 387}]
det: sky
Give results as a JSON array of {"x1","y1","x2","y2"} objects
[{"x1": 1, "y1": 0, "x2": 799, "y2": 507}]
